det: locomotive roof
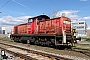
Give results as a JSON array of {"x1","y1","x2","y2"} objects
[{"x1": 28, "y1": 15, "x2": 50, "y2": 20}]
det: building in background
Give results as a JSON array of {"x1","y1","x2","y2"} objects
[
  {"x1": 1, "y1": 26, "x2": 14, "y2": 38},
  {"x1": 1, "y1": 27, "x2": 5, "y2": 34},
  {"x1": 86, "y1": 28, "x2": 90, "y2": 38},
  {"x1": 71, "y1": 20, "x2": 87, "y2": 37}
]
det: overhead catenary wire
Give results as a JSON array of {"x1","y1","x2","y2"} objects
[
  {"x1": 13, "y1": 0, "x2": 29, "y2": 9},
  {"x1": 0, "y1": 0, "x2": 11, "y2": 9}
]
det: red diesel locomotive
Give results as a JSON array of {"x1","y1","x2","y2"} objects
[{"x1": 10, "y1": 15, "x2": 78, "y2": 47}]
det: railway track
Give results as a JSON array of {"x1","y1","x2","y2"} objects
[
  {"x1": 0, "y1": 42, "x2": 72, "y2": 60},
  {"x1": 71, "y1": 48, "x2": 90, "y2": 57}
]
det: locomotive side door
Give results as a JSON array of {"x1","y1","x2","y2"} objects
[
  {"x1": 27, "y1": 19, "x2": 34, "y2": 34},
  {"x1": 27, "y1": 23, "x2": 32, "y2": 34}
]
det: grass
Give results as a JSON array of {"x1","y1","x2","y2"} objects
[
  {"x1": 75, "y1": 44, "x2": 90, "y2": 50},
  {"x1": 0, "y1": 37, "x2": 14, "y2": 42},
  {"x1": 82, "y1": 38, "x2": 90, "y2": 41}
]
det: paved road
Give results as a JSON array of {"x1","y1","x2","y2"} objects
[{"x1": 77, "y1": 41, "x2": 90, "y2": 45}]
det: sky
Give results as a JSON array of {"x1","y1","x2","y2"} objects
[{"x1": 0, "y1": 0, "x2": 90, "y2": 28}]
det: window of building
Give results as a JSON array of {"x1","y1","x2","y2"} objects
[
  {"x1": 77, "y1": 30, "x2": 85, "y2": 34},
  {"x1": 3, "y1": 30, "x2": 5, "y2": 34},
  {"x1": 77, "y1": 26, "x2": 84, "y2": 29},
  {"x1": 79, "y1": 22, "x2": 84, "y2": 24},
  {"x1": 72, "y1": 23, "x2": 78, "y2": 25},
  {"x1": 72, "y1": 26, "x2": 77, "y2": 29}
]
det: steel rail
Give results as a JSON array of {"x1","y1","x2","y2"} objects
[{"x1": 0, "y1": 42, "x2": 72, "y2": 60}]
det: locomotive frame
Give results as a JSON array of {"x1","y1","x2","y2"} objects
[{"x1": 11, "y1": 33, "x2": 73, "y2": 47}]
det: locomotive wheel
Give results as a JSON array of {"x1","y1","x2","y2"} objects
[
  {"x1": 46, "y1": 41, "x2": 50, "y2": 46},
  {"x1": 31, "y1": 37, "x2": 35, "y2": 44}
]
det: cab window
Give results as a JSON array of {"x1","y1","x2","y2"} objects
[
  {"x1": 38, "y1": 17, "x2": 42, "y2": 20},
  {"x1": 28, "y1": 19, "x2": 33, "y2": 22}
]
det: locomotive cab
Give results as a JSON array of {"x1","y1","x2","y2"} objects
[{"x1": 28, "y1": 15, "x2": 50, "y2": 22}]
